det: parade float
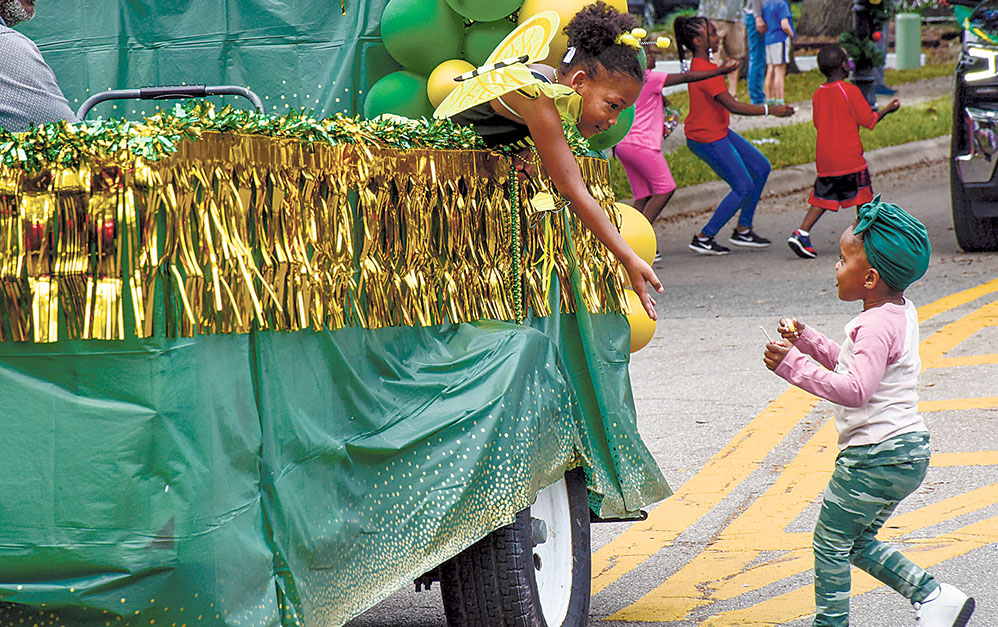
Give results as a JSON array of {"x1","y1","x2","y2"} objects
[{"x1": 0, "y1": 1, "x2": 669, "y2": 625}]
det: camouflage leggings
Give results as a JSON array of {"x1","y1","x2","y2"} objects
[{"x1": 813, "y1": 432, "x2": 938, "y2": 627}]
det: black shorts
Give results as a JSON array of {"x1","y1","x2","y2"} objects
[{"x1": 809, "y1": 168, "x2": 874, "y2": 211}]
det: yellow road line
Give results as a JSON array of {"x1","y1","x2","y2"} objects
[
  {"x1": 932, "y1": 451, "x2": 998, "y2": 466},
  {"x1": 590, "y1": 386, "x2": 819, "y2": 595},
  {"x1": 920, "y1": 299, "x2": 998, "y2": 367},
  {"x1": 596, "y1": 281, "x2": 998, "y2": 623},
  {"x1": 698, "y1": 513, "x2": 998, "y2": 626},
  {"x1": 920, "y1": 397, "x2": 998, "y2": 412},
  {"x1": 917, "y1": 277, "x2": 998, "y2": 324}
]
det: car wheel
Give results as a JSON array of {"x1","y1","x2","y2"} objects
[
  {"x1": 439, "y1": 468, "x2": 591, "y2": 627},
  {"x1": 951, "y1": 160, "x2": 998, "y2": 252}
]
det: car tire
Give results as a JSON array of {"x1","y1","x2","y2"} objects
[
  {"x1": 439, "y1": 468, "x2": 591, "y2": 627},
  {"x1": 951, "y1": 160, "x2": 998, "y2": 252}
]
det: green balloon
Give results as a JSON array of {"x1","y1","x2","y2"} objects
[
  {"x1": 381, "y1": 0, "x2": 464, "y2": 75},
  {"x1": 463, "y1": 19, "x2": 516, "y2": 67},
  {"x1": 587, "y1": 105, "x2": 635, "y2": 152},
  {"x1": 363, "y1": 71, "x2": 434, "y2": 120},
  {"x1": 445, "y1": 0, "x2": 522, "y2": 22}
]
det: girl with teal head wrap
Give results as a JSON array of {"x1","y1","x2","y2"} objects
[
  {"x1": 853, "y1": 195, "x2": 930, "y2": 292},
  {"x1": 763, "y1": 196, "x2": 975, "y2": 627}
]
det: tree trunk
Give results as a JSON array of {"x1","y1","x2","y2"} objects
[{"x1": 797, "y1": 0, "x2": 853, "y2": 37}]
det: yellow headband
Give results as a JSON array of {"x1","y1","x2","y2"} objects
[
  {"x1": 641, "y1": 36, "x2": 672, "y2": 50},
  {"x1": 615, "y1": 28, "x2": 646, "y2": 49}
]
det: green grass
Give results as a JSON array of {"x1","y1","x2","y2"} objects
[{"x1": 609, "y1": 94, "x2": 951, "y2": 198}]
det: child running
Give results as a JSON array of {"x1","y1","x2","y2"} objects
[
  {"x1": 674, "y1": 16, "x2": 794, "y2": 256},
  {"x1": 446, "y1": 1, "x2": 663, "y2": 317},
  {"x1": 614, "y1": 43, "x2": 739, "y2": 226},
  {"x1": 764, "y1": 198, "x2": 976, "y2": 627},
  {"x1": 788, "y1": 45, "x2": 900, "y2": 259}
]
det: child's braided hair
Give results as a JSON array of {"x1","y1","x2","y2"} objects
[
  {"x1": 673, "y1": 16, "x2": 707, "y2": 72},
  {"x1": 561, "y1": 1, "x2": 643, "y2": 83}
]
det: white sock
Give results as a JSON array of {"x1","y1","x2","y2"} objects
[{"x1": 798, "y1": 229, "x2": 809, "y2": 237}]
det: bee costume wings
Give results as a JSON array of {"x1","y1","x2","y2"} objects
[{"x1": 433, "y1": 11, "x2": 583, "y2": 131}]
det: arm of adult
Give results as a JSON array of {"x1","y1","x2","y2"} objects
[
  {"x1": 714, "y1": 91, "x2": 794, "y2": 116},
  {"x1": 0, "y1": 32, "x2": 78, "y2": 133},
  {"x1": 751, "y1": 0, "x2": 766, "y2": 32},
  {"x1": 504, "y1": 91, "x2": 663, "y2": 319}
]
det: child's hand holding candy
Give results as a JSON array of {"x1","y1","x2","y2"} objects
[{"x1": 779, "y1": 317, "x2": 804, "y2": 343}]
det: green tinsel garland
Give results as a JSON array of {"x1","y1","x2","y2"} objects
[{"x1": 0, "y1": 102, "x2": 592, "y2": 173}]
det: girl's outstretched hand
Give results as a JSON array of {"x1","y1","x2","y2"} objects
[
  {"x1": 626, "y1": 257, "x2": 663, "y2": 321},
  {"x1": 778, "y1": 317, "x2": 804, "y2": 342},
  {"x1": 763, "y1": 339, "x2": 793, "y2": 371},
  {"x1": 718, "y1": 58, "x2": 740, "y2": 74},
  {"x1": 771, "y1": 104, "x2": 794, "y2": 117}
]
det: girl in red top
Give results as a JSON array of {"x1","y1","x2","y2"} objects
[
  {"x1": 787, "y1": 46, "x2": 900, "y2": 259},
  {"x1": 674, "y1": 17, "x2": 793, "y2": 255}
]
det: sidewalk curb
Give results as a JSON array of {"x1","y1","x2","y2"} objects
[{"x1": 652, "y1": 135, "x2": 950, "y2": 227}]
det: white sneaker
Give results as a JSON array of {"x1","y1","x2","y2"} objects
[{"x1": 915, "y1": 583, "x2": 975, "y2": 626}]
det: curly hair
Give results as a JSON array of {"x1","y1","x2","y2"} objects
[
  {"x1": 561, "y1": 1, "x2": 643, "y2": 83},
  {"x1": 673, "y1": 16, "x2": 707, "y2": 70}
]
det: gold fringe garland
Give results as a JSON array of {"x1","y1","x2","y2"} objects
[{"x1": 0, "y1": 132, "x2": 626, "y2": 342}]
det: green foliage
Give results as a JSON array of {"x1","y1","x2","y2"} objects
[
  {"x1": 840, "y1": 30, "x2": 886, "y2": 69},
  {"x1": 610, "y1": 95, "x2": 952, "y2": 199}
]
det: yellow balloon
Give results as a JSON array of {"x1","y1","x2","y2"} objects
[
  {"x1": 624, "y1": 289, "x2": 655, "y2": 352},
  {"x1": 518, "y1": 0, "x2": 629, "y2": 67},
  {"x1": 427, "y1": 59, "x2": 476, "y2": 108},
  {"x1": 614, "y1": 202, "x2": 656, "y2": 265}
]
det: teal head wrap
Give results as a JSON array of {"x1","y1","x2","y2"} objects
[{"x1": 853, "y1": 196, "x2": 930, "y2": 291}]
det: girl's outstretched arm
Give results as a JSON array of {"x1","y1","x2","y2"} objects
[
  {"x1": 661, "y1": 58, "x2": 739, "y2": 87},
  {"x1": 506, "y1": 91, "x2": 663, "y2": 319},
  {"x1": 715, "y1": 91, "x2": 794, "y2": 117}
]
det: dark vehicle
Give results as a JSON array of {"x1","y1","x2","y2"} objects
[{"x1": 951, "y1": 0, "x2": 998, "y2": 250}]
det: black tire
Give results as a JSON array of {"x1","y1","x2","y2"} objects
[
  {"x1": 950, "y1": 166, "x2": 998, "y2": 252},
  {"x1": 439, "y1": 469, "x2": 591, "y2": 627}
]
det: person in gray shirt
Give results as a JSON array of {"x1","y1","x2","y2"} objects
[
  {"x1": 697, "y1": 0, "x2": 747, "y2": 96},
  {"x1": 0, "y1": 0, "x2": 78, "y2": 133}
]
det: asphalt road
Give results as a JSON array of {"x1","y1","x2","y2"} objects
[{"x1": 348, "y1": 160, "x2": 998, "y2": 626}]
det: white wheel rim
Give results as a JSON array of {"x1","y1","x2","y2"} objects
[{"x1": 530, "y1": 478, "x2": 574, "y2": 626}]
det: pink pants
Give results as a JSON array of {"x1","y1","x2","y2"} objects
[{"x1": 614, "y1": 143, "x2": 677, "y2": 200}]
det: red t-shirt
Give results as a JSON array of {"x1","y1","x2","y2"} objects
[
  {"x1": 812, "y1": 80, "x2": 878, "y2": 176},
  {"x1": 683, "y1": 57, "x2": 729, "y2": 143}
]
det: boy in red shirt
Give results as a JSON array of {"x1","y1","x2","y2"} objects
[{"x1": 787, "y1": 46, "x2": 900, "y2": 259}]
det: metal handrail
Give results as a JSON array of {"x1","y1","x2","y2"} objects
[{"x1": 76, "y1": 85, "x2": 265, "y2": 120}]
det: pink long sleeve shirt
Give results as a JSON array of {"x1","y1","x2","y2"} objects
[{"x1": 774, "y1": 300, "x2": 927, "y2": 450}]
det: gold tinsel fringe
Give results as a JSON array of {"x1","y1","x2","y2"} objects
[{"x1": 0, "y1": 133, "x2": 625, "y2": 342}]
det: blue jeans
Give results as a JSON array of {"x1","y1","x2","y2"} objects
[
  {"x1": 686, "y1": 130, "x2": 771, "y2": 238},
  {"x1": 744, "y1": 12, "x2": 766, "y2": 105}
]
